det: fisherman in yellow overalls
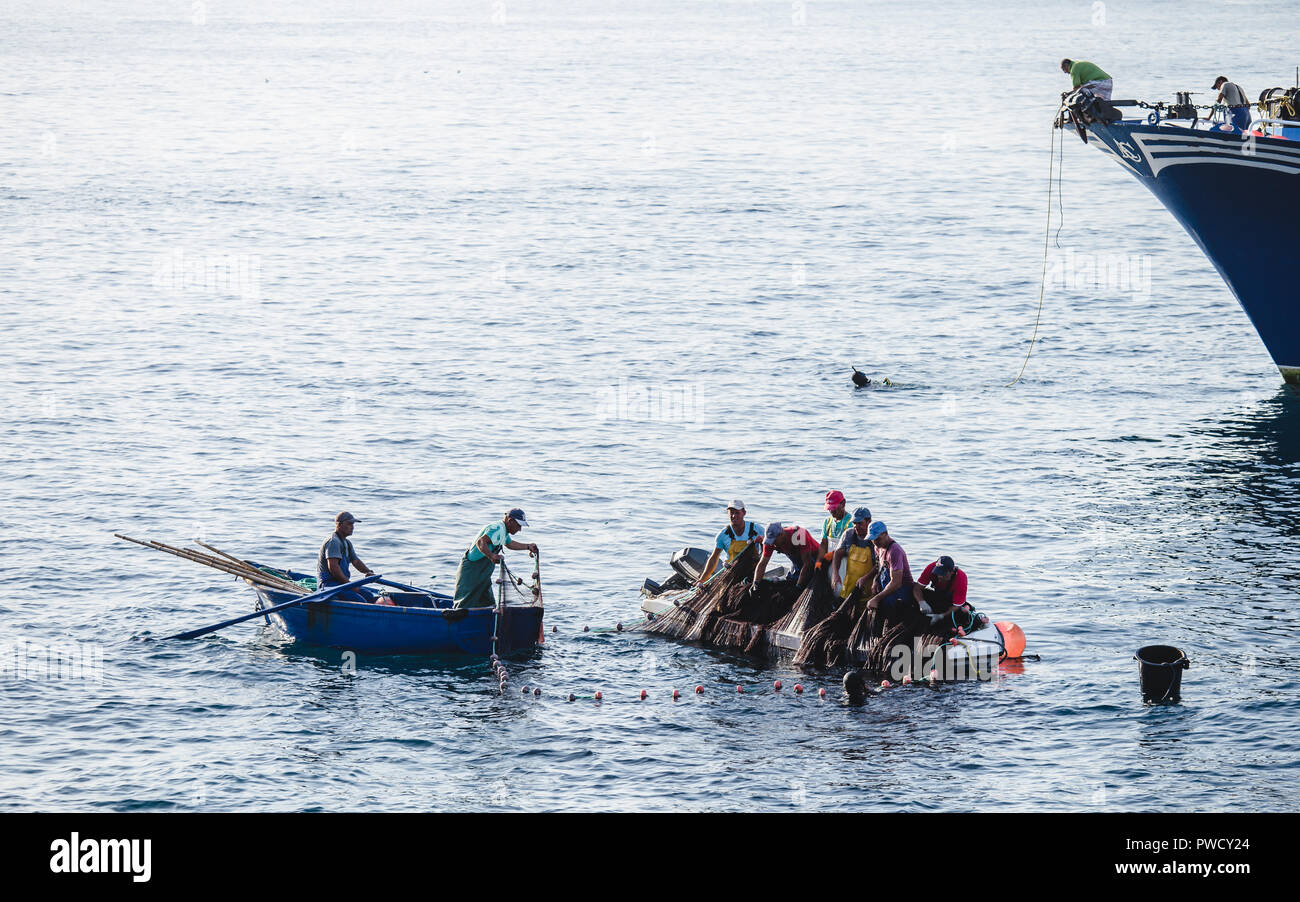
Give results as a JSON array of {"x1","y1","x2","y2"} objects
[
  {"x1": 830, "y1": 508, "x2": 877, "y2": 601},
  {"x1": 697, "y1": 499, "x2": 764, "y2": 586}
]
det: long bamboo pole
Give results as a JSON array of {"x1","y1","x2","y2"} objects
[
  {"x1": 148, "y1": 539, "x2": 301, "y2": 590},
  {"x1": 114, "y1": 534, "x2": 307, "y2": 594},
  {"x1": 195, "y1": 541, "x2": 312, "y2": 593}
]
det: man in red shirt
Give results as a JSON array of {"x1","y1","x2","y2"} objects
[
  {"x1": 753, "y1": 522, "x2": 820, "y2": 590},
  {"x1": 914, "y1": 555, "x2": 968, "y2": 615}
]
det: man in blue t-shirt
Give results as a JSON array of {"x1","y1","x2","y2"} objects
[
  {"x1": 317, "y1": 511, "x2": 377, "y2": 602},
  {"x1": 697, "y1": 500, "x2": 764, "y2": 585}
]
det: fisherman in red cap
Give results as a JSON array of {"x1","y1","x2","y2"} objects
[{"x1": 818, "y1": 490, "x2": 853, "y2": 557}]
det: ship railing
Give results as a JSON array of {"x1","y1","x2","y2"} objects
[{"x1": 1248, "y1": 117, "x2": 1300, "y2": 138}]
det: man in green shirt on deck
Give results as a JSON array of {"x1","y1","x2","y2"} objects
[
  {"x1": 452, "y1": 508, "x2": 538, "y2": 608},
  {"x1": 1061, "y1": 59, "x2": 1112, "y2": 101}
]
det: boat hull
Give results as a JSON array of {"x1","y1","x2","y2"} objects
[
  {"x1": 1086, "y1": 120, "x2": 1300, "y2": 383},
  {"x1": 254, "y1": 586, "x2": 544, "y2": 657}
]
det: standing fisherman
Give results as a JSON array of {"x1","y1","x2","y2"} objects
[
  {"x1": 1211, "y1": 76, "x2": 1251, "y2": 131},
  {"x1": 820, "y1": 490, "x2": 854, "y2": 588},
  {"x1": 452, "y1": 508, "x2": 537, "y2": 609},
  {"x1": 697, "y1": 500, "x2": 764, "y2": 586},
  {"x1": 830, "y1": 507, "x2": 876, "y2": 600},
  {"x1": 317, "y1": 511, "x2": 378, "y2": 603},
  {"x1": 819, "y1": 490, "x2": 853, "y2": 555}
]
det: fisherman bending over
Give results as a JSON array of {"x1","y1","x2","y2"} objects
[
  {"x1": 753, "y1": 522, "x2": 819, "y2": 592},
  {"x1": 698, "y1": 500, "x2": 763, "y2": 586},
  {"x1": 830, "y1": 507, "x2": 876, "y2": 600},
  {"x1": 914, "y1": 555, "x2": 968, "y2": 617},
  {"x1": 1212, "y1": 75, "x2": 1251, "y2": 131},
  {"x1": 452, "y1": 508, "x2": 537, "y2": 609},
  {"x1": 1060, "y1": 58, "x2": 1112, "y2": 100},
  {"x1": 318, "y1": 511, "x2": 377, "y2": 603},
  {"x1": 863, "y1": 521, "x2": 913, "y2": 624}
]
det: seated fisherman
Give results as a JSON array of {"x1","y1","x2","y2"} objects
[
  {"x1": 753, "y1": 522, "x2": 820, "y2": 591},
  {"x1": 698, "y1": 499, "x2": 764, "y2": 586},
  {"x1": 830, "y1": 507, "x2": 876, "y2": 600},
  {"x1": 863, "y1": 521, "x2": 914, "y2": 624},
  {"x1": 914, "y1": 555, "x2": 969, "y2": 616},
  {"x1": 452, "y1": 508, "x2": 538, "y2": 609},
  {"x1": 318, "y1": 511, "x2": 378, "y2": 603}
]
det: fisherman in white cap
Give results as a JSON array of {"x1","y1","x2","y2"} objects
[
  {"x1": 452, "y1": 508, "x2": 537, "y2": 608},
  {"x1": 696, "y1": 500, "x2": 764, "y2": 586},
  {"x1": 317, "y1": 511, "x2": 378, "y2": 602}
]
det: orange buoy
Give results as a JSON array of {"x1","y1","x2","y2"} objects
[
  {"x1": 774, "y1": 680, "x2": 782, "y2": 691},
  {"x1": 639, "y1": 689, "x2": 647, "y2": 700},
  {"x1": 736, "y1": 685, "x2": 743, "y2": 693},
  {"x1": 594, "y1": 690, "x2": 602, "y2": 701},
  {"x1": 793, "y1": 684, "x2": 804, "y2": 694},
  {"x1": 994, "y1": 621, "x2": 1027, "y2": 658},
  {"x1": 818, "y1": 687, "x2": 826, "y2": 698},
  {"x1": 695, "y1": 685, "x2": 704, "y2": 694}
]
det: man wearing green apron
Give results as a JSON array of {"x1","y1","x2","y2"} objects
[{"x1": 452, "y1": 508, "x2": 537, "y2": 609}]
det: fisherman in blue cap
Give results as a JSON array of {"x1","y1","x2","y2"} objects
[
  {"x1": 862, "y1": 521, "x2": 914, "y2": 626},
  {"x1": 452, "y1": 508, "x2": 538, "y2": 609},
  {"x1": 830, "y1": 507, "x2": 876, "y2": 600}
]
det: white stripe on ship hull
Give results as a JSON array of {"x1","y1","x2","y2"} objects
[{"x1": 1130, "y1": 130, "x2": 1300, "y2": 177}]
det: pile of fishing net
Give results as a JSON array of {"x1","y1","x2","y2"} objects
[
  {"x1": 643, "y1": 543, "x2": 961, "y2": 679},
  {"x1": 643, "y1": 544, "x2": 807, "y2": 653}
]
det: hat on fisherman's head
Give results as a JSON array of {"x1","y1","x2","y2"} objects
[
  {"x1": 932, "y1": 555, "x2": 956, "y2": 577},
  {"x1": 867, "y1": 521, "x2": 887, "y2": 540},
  {"x1": 507, "y1": 507, "x2": 528, "y2": 527},
  {"x1": 727, "y1": 499, "x2": 746, "y2": 511},
  {"x1": 764, "y1": 522, "x2": 785, "y2": 543},
  {"x1": 1212, "y1": 75, "x2": 1228, "y2": 88},
  {"x1": 852, "y1": 507, "x2": 872, "y2": 524},
  {"x1": 824, "y1": 490, "x2": 845, "y2": 510},
  {"x1": 335, "y1": 511, "x2": 360, "y2": 524}
]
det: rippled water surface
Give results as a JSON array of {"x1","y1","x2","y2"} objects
[{"x1": 3, "y1": 0, "x2": 1299, "y2": 811}]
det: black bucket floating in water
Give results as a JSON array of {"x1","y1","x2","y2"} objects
[{"x1": 1135, "y1": 645, "x2": 1190, "y2": 703}]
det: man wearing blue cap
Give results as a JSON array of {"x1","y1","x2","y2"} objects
[
  {"x1": 830, "y1": 507, "x2": 876, "y2": 600},
  {"x1": 863, "y1": 521, "x2": 913, "y2": 624},
  {"x1": 452, "y1": 508, "x2": 538, "y2": 609}
]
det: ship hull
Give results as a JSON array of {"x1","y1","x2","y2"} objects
[{"x1": 1086, "y1": 120, "x2": 1300, "y2": 383}]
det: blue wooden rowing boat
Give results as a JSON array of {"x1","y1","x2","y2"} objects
[{"x1": 247, "y1": 565, "x2": 545, "y2": 657}]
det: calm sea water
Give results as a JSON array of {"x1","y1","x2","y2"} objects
[{"x1": 2, "y1": 0, "x2": 1298, "y2": 812}]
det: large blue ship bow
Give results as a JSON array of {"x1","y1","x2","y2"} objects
[{"x1": 1072, "y1": 100, "x2": 1300, "y2": 383}]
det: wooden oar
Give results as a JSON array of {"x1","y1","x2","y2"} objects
[{"x1": 162, "y1": 574, "x2": 382, "y2": 641}]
